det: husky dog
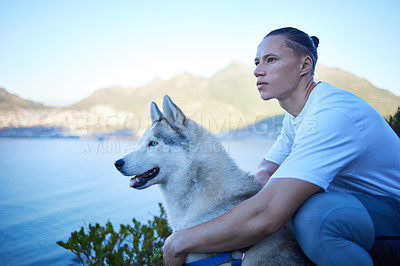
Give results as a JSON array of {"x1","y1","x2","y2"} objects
[{"x1": 115, "y1": 95, "x2": 310, "y2": 265}]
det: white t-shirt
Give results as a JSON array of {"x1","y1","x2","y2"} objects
[{"x1": 265, "y1": 82, "x2": 400, "y2": 198}]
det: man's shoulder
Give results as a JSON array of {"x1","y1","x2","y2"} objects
[
  {"x1": 308, "y1": 82, "x2": 372, "y2": 116},
  {"x1": 312, "y1": 82, "x2": 362, "y2": 105}
]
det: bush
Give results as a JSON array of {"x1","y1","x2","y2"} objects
[
  {"x1": 57, "y1": 203, "x2": 172, "y2": 265},
  {"x1": 386, "y1": 106, "x2": 400, "y2": 138}
]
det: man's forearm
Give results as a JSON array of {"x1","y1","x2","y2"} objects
[
  {"x1": 163, "y1": 178, "x2": 321, "y2": 265},
  {"x1": 171, "y1": 186, "x2": 279, "y2": 255},
  {"x1": 172, "y1": 160, "x2": 281, "y2": 254}
]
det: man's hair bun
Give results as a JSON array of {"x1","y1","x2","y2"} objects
[{"x1": 311, "y1": 36, "x2": 319, "y2": 48}]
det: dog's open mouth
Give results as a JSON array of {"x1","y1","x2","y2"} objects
[{"x1": 130, "y1": 167, "x2": 159, "y2": 188}]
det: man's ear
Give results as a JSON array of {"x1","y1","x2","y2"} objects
[
  {"x1": 300, "y1": 55, "x2": 313, "y2": 76},
  {"x1": 150, "y1": 101, "x2": 164, "y2": 124},
  {"x1": 162, "y1": 95, "x2": 186, "y2": 129}
]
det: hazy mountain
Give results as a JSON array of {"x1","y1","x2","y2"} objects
[
  {"x1": 65, "y1": 61, "x2": 400, "y2": 121},
  {"x1": 0, "y1": 88, "x2": 49, "y2": 110},
  {"x1": 64, "y1": 61, "x2": 284, "y2": 131},
  {"x1": 65, "y1": 85, "x2": 137, "y2": 111},
  {"x1": 1, "y1": 62, "x2": 399, "y2": 133}
]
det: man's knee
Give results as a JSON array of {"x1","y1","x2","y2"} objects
[
  {"x1": 292, "y1": 192, "x2": 375, "y2": 264},
  {"x1": 292, "y1": 192, "x2": 329, "y2": 256}
]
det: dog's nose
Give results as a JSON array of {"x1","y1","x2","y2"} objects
[{"x1": 114, "y1": 159, "x2": 125, "y2": 170}]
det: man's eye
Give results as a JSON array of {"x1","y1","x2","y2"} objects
[
  {"x1": 148, "y1": 141, "x2": 158, "y2": 147},
  {"x1": 255, "y1": 61, "x2": 259, "y2": 66},
  {"x1": 267, "y1": 58, "x2": 276, "y2": 63}
]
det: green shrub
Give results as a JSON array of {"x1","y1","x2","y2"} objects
[
  {"x1": 386, "y1": 106, "x2": 400, "y2": 138},
  {"x1": 57, "y1": 203, "x2": 172, "y2": 265},
  {"x1": 150, "y1": 247, "x2": 165, "y2": 266}
]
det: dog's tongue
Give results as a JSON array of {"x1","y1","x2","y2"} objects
[{"x1": 130, "y1": 177, "x2": 138, "y2": 188}]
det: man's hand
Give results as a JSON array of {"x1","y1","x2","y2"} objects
[
  {"x1": 163, "y1": 231, "x2": 187, "y2": 266},
  {"x1": 254, "y1": 160, "x2": 279, "y2": 186}
]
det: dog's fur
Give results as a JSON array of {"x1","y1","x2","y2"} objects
[{"x1": 115, "y1": 95, "x2": 311, "y2": 265}]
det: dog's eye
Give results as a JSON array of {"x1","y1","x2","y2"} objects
[{"x1": 148, "y1": 141, "x2": 158, "y2": 147}]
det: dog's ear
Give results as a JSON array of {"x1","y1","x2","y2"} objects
[
  {"x1": 150, "y1": 101, "x2": 164, "y2": 124},
  {"x1": 163, "y1": 95, "x2": 185, "y2": 129}
]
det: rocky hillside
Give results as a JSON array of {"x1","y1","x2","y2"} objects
[
  {"x1": 66, "y1": 62, "x2": 400, "y2": 118},
  {"x1": 1, "y1": 62, "x2": 399, "y2": 134},
  {"x1": 0, "y1": 88, "x2": 49, "y2": 110}
]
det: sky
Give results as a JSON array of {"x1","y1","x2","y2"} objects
[{"x1": 1, "y1": 0, "x2": 400, "y2": 107}]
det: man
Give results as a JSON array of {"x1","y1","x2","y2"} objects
[{"x1": 162, "y1": 27, "x2": 400, "y2": 265}]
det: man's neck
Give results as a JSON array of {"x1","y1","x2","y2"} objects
[{"x1": 279, "y1": 77, "x2": 317, "y2": 117}]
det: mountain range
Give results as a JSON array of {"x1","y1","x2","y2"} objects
[
  {"x1": 1, "y1": 61, "x2": 399, "y2": 134},
  {"x1": 0, "y1": 88, "x2": 49, "y2": 110}
]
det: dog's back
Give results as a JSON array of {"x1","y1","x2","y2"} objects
[{"x1": 176, "y1": 135, "x2": 310, "y2": 265}]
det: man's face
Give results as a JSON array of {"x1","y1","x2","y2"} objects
[{"x1": 254, "y1": 35, "x2": 303, "y2": 101}]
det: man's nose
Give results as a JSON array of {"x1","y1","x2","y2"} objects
[{"x1": 253, "y1": 65, "x2": 265, "y2": 77}]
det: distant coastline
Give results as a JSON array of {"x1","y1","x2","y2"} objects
[
  {"x1": 0, "y1": 115, "x2": 284, "y2": 140},
  {"x1": 0, "y1": 126, "x2": 134, "y2": 140}
]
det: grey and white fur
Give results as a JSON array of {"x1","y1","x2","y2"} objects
[{"x1": 115, "y1": 95, "x2": 311, "y2": 265}]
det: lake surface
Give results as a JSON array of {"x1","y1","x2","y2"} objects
[{"x1": 0, "y1": 137, "x2": 274, "y2": 265}]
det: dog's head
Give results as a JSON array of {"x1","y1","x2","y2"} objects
[{"x1": 114, "y1": 95, "x2": 196, "y2": 190}]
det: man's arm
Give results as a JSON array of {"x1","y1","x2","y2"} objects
[
  {"x1": 162, "y1": 178, "x2": 321, "y2": 265},
  {"x1": 254, "y1": 159, "x2": 279, "y2": 186}
]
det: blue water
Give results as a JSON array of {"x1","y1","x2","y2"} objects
[{"x1": 0, "y1": 137, "x2": 274, "y2": 265}]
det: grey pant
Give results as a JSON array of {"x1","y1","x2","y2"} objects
[{"x1": 293, "y1": 192, "x2": 400, "y2": 265}]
